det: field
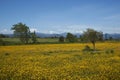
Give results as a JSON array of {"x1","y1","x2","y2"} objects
[
  {"x1": 2, "y1": 38, "x2": 59, "y2": 45},
  {"x1": 0, "y1": 42, "x2": 120, "y2": 80}
]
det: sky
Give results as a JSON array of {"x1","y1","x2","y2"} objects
[{"x1": 0, "y1": 0, "x2": 120, "y2": 34}]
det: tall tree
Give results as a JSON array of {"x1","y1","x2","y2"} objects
[
  {"x1": 11, "y1": 22, "x2": 30, "y2": 44},
  {"x1": 31, "y1": 31, "x2": 37, "y2": 43},
  {"x1": 83, "y1": 28, "x2": 103, "y2": 50}
]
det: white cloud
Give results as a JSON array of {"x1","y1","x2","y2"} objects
[
  {"x1": 36, "y1": 24, "x2": 94, "y2": 34},
  {"x1": 1, "y1": 28, "x2": 40, "y2": 34},
  {"x1": 35, "y1": 24, "x2": 120, "y2": 34},
  {"x1": 30, "y1": 28, "x2": 39, "y2": 32},
  {"x1": 39, "y1": 24, "x2": 101, "y2": 34},
  {"x1": 0, "y1": 29, "x2": 12, "y2": 34},
  {"x1": 55, "y1": 24, "x2": 94, "y2": 33}
]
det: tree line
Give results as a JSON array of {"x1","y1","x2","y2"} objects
[
  {"x1": 10, "y1": 22, "x2": 104, "y2": 50},
  {"x1": 0, "y1": 22, "x2": 105, "y2": 50}
]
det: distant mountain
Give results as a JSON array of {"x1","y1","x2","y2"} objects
[
  {"x1": 36, "y1": 33, "x2": 61, "y2": 38},
  {"x1": 2, "y1": 33, "x2": 120, "y2": 39},
  {"x1": 104, "y1": 33, "x2": 120, "y2": 39},
  {"x1": 2, "y1": 34, "x2": 14, "y2": 37},
  {"x1": 36, "y1": 32, "x2": 81, "y2": 38}
]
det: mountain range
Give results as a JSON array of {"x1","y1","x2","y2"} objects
[{"x1": 3, "y1": 33, "x2": 120, "y2": 39}]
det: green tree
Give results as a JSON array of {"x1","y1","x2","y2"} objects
[
  {"x1": 59, "y1": 36, "x2": 64, "y2": 42},
  {"x1": 11, "y1": 22, "x2": 30, "y2": 44},
  {"x1": 0, "y1": 34, "x2": 8, "y2": 38},
  {"x1": 83, "y1": 28, "x2": 103, "y2": 50},
  {"x1": 31, "y1": 31, "x2": 37, "y2": 43},
  {"x1": 66, "y1": 33, "x2": 77, "y2": 42},
  {"x1": 97, "y1": 31, "x2": 103, "y2": 41}
]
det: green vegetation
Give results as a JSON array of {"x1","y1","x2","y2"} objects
[
  {"x1": 1, "y1": 37, "x2": 120, "y2": 46},
  {"x1": 82, "y1": 28, "x2": 103, "y2": 50},
  {"x1": 11, "y1": 22, "x2": 30, "y2": 44},
  {"x1": 0, "y1": 23, "x2": 119, "y2": 46},
  {"x1": 105, "y1": 49, "x2": 114, "y2": 54},
  {"x1": 59, "y1": 36, "x2": 65, "y2": 42},
  {"x1": 2, "y1": 38, "x2": 59, "y2": 45},
  {"x1": 66, "y1": 33, "x2": 77, "y2": 42},
  {"x1": 30, "y1": 31, "x2": 37, "y2": 43}
]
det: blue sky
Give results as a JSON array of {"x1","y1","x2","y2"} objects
[{"x1": 0, "y1": 0, "x2": 120, "y2": 34}]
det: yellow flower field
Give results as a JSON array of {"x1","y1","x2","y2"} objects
[{"x1": 0, "y1": 42, "x2": 120, "y2": 80}]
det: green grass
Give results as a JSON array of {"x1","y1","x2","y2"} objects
[
  {"x1": 2, "y1": 38, "x2": 21, "y2": 43},
  {"x1": 1, "y1": 38, "x2": 120, "y2": 46},
  {"x1": 2, "y1": 38, "x2": 59, "y2": 45},
  {"x1": 2, "y1": 38, "x2": 58, "y2": 43},
  {"x1": 37, "y1": 38, "x2": 59, "y2": 43}
]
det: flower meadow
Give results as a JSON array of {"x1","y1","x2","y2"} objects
[{"x1": 0, "y1": 43, "x2": 120, "y2": 80}]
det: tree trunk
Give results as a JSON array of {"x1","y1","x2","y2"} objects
[{"x1": 92, "y1": 41, "x2": 95, "y2": 51}]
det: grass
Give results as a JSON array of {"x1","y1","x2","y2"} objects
[
  {"x1": 2, "y1": 38, "x2": 120, "y2": 45},
  {"x1": 2, "y1": 38, "x2": 59, "y2": 43},
  {"x1": 0, "y1": 42, "x2": 120, "y2": 80}
]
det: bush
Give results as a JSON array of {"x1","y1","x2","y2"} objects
[
  {"x1": 66, "y1": 33, "x2": 77, "y2": 42},
  {"x1": 82, "y1": 45, "x2": 93, "y2": 52},
  {"x1": 110, "y1": 49, "x2": 114, "y2": 53},
  {"x1": 105, "y1": 49, "x2": 114, "y2": 54},
  {"x1": 5, "y1": 53, "x2": 10, "y2": 56},
  {"x1": 59, "y1": 36, "x2": 64, "y2": 42}
]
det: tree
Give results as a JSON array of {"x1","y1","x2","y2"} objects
[
  {"x1": 31, "y1": 31, "x2": 37, "y2": 43},
  {"x1": 11, "y1": 22, "x2": 30, "y2": 44},
  {"x1": 0, "y1": 34, "x2": 8, "y2": 38},
  {"x1": 66, "y1": 33, "x2": 77, "y2": 42},
  {"x1": 97, "y1": 31, "x2": 103, "y2": 41},
  {"x1": 83, "y1": 28, "x2": 103, "y2": 51},
  {"x1": 59, "y1": 36, "x2": 64, "y2": 42},
  {"x1": 79, "y1": 35, "x2": 85, "y2": 42},
  {"x1": 109, "y1": 36, "x2": 113, "y2": 40}
]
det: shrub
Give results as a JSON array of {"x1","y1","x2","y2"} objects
[
  {"x1": 105, "y1": 49, "x2": 114, "y2": 54},
  {"x1": 59, "y1": 36, "x2": 64, "y2": 42},
  {"x1": 5, "y1": 53, "x2": 9, "y2": 56},
  {"x1": 110, "y1": 49, "x2": 114, "y2": 53},
  {"x1": 82, "y1": 45, "x2": 93, "y2": 51}
]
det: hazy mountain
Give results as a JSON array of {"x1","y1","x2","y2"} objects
[
  {"x1": 1, "y1": 33, "x2": 120, "y2": 39},
  {"x1": 36, "y1": 33, "x2": 61, "y2": 38},
  {"x1": 104, "y1": 33, "x2": 120, "y2": 39}
]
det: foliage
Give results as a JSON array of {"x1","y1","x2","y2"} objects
[
  {"x1": 82, "y1": 28, "x2": 103, "y2": 50},
  {"x1": 11, "y1": 22, "x2": 30, "y2": 44},
  {"x1": 0, "y1": 34, "x2": 9, "y2": 38},
  {"x1": 59, "y1": 36, "x2": 64, "y2": 42},
  {"x1": 30, "y1": 31, "x2": 37, "y2": 43},
  {"x1": 105, "y1": 49, "x2": 114, "y2": 54},
  {"x1": 0, "y1": 43, "x2": 120, "y2": 79},
  {"x1": 66, "y1": 33, "x2": 77, "y2": 42}
]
